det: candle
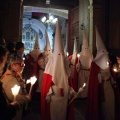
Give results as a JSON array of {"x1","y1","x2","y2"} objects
[
  {"x1": 67, "y1": 52, "x2": 69, "y2": 57},
  {"x1": 77, "y1": 53, "x2": 80, "y2": 63},
  {"x1": 113, "y1": 66, "x2": 118, "y2": 72},
  {"x1": 26, "y1": 79, "x2": 31, "y2": 84},
  {"x1": 68, "y1": 82, "x2": 86, "y2": 105},
  {"x1": 113, "y1": 68, "x2": 117, "y2": 72},
  {"x1": 29, "y1": 76, "x2": 37, "y2": 95},
  {"x1": 82, "y1": 83, "x2": 86, "y2": 88},
  {"x1": 11, "y1": 85, "x2": 20, "y2": 101},
  {"x1": 106, "y1": 61, "x2": 109, "y2": 68},
  {"x1": 23, "y1": 57, "x2": 25, "y2": 60}
]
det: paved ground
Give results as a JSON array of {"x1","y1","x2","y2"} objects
[{"x1": 22, "y1": 98, "x2": 87, "y2": 120}]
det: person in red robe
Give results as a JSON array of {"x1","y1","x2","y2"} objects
[
  {"x1": 68, "y1": 37, "x2": 79, "y2": 92},
  {"x1": 25, "y1": 33, "x2": 41, "y2": 79},
  {"x1": 86, "y1": 27, "x2": 120, "y2": 120},
  {"x1": 33, "y1": 30, "x2": 52, "y2": 95},
  {"x1": 41, "y1": 21, "x2": 76, "y2": 120}
]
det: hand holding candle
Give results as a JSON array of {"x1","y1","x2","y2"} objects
[
  {"x1": 11, "y1": 85, "x2": 20, "y2": 101},
  {"x1": 77, "y1": 83, "x2": 86, "y2": 94},
  {"x1": 113, "y1": 68, "x2": 117, "y2": 72},
  {"x1": 28, "y1": 76, "x2": 37, "y2": 95},
  {"x1": 68, "y1": 83, "x2": 86, "y2": 106},
  {"x1": 113, "y1": 65, "x2": 118, "y2": 72}
]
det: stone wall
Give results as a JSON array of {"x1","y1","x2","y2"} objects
[
  {"x1": 0, "y1": 0, "x2": 22, "y2": 43},
  {"x1": 109, "y1": 0, "x2": 120, "y2": 56},
  {"x1": 69, "y1": 6, "x2": 79, "y2": 54}
]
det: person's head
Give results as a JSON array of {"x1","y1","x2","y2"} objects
[
  {"x1": 44, "y1": 31, "x2": 52, "y2": 59},
  {"x1": 116, "y1": 56, "x2": 120, "y2": 64},
  {"x1": 0, "y1": 45, "x2": 7, "y2": 72},
  {"x1": 44, "y1": 48, "x2": 52, "y2": 59},
  {"x1": 16, "y1": 42, "x2": 24, "y2": 54},
  {"x1": 7, "y1": 42, "x2": 16, "y2": 53},
  {"x1": 7, "y1": 53, "x2": 25, "y2": 74},
  {"x1": 0, "y1": 38, "x2": 6, "y2": 47}
]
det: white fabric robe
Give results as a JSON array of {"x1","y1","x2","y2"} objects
[{"x1": 99, "y1": 68, "x2": 115, "y2": 120}]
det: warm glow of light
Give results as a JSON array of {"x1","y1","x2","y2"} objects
[
  {"x1": 26, "y1": 79, "x2": 31, "y2": 84},
  {"x1": 67, "y1": 52, "x2": 69, "y2": 57},
  {"x1": 29, "y1": 76, "x2": 37, "y2": 95},
  {"x1": 41, "y1": 15, "x2": 57, "y2": 24},
  {"x1": 83, "y1": 83, "x2": 86, "y2": 88},
  {"x1": 11, "y1": 85, "x2": 20, "y2": 96},
  {"x1": 30, "y1": 76, "x2": 37, "y2": 85},
  {"x1": 52, "y1": 18, "x2": 58, "y2": 24},
  {"x1": 106, "y1": 61, "x2": 109, "y2": 67},
  {"x1": 46, "y1": 19, "x2": 50, "y2": 23},
  {"x1": 49, "y1": 15, "x2": 53, "y2": 21},
  {"x1": 113, "y1": 68, "x2": 117, "y2": 72},
  {"x1": 77, "y1": 53, "x2": 80, "y2": 58},
  {"x1": 23, "y1": 57, "x2": 25, "y2": 60},
  {"x1": 41, "y1": 16, "x2": 46, "y2": 22}
]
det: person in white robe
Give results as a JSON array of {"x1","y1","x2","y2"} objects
[
  {"x1": 41, "y1": 21, "x2": 76, "y2": 120},
  {"x1": 76, "y1": 28, "x2": 93, "y2": 98}
]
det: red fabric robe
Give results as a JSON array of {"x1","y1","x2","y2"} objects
[
  {"x1": 68, "y1": 55, "x2": 78, "y2": 92},
  {"x1": 41, "y1": 73, "x2": 75, "y2": 120},
  {"x1": 86, "y1": 61, "x2": 100, "y2": 120},
  {"x1": 86, "y1": 61, "x2": 120, "y2": 120},
  {"x1": 26, "y1": 54, "x2": 36, "y2": 78}
]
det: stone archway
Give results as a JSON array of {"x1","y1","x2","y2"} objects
[
  {"x1": 23, "y1": 6, "x2": 68, "y2": 54},
  {"x1": 23, "y1": 6, "x2": 68, "y2": 19}
]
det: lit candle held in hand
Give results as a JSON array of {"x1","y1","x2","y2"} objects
[
  {"x1": 28, "y1": 76, "x2": 37, "y2": 95},
  {"x1": 68, "y1": 83, "x2": 86, "y2": 105},
  {"x1": 77, "y1": 53, "x2": 80, "y2": 63},
  {"x1": 67, "y1": 52, "x2": 69, "y2": 57},
  {"x1": 11, "y1": 85, "x2": 20, "y2": 101}
]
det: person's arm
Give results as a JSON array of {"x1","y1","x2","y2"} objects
[
  {"x1": 3, "y1": 76, "x2": 31, "y2": 106},
  {"x1": 68, "y1": 86, "x2": 77, "y2": 99},
  {"x1": 0, "y1": 82, "x2": 17, "y2": 119},
  {"x1": 45, "y1": 87, "x2": 53, "y2": 102}
]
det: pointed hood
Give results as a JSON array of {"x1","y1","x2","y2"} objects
[
  {"x1": 64, "y1": 29, "x2": 69, "y2": 57},
  {"x1": 64, "y1": 44, "x2": 67, "y2": 56},
  {"x1": 44, "y1": 30, "x2": 52, "y2": 52},
  {"x1": 73, "y1": 37, "x2": 78, "y2": 53},
  {"x1": 44, "y1": 20, "x2": 70, "y2": 90},
  {"x1": 44, "y1": 30, "x2": 52, "y2": 60},
  {"x1": 41, "y1": 20, "x2": 75, "y2": 120},
  {"x1": 94, "y1": 26, "x2": 109, "y2": 69},
  {"x1": 82, "y1": 29, "x2": 89, "y2": 53},
  {"x1": 71, "y1": 37, "x2": 78, "y2": 64},
  {"x1": 54, "y1": 21, "x2": 64, "y2": 55},
  {"x1": 79, "y1": 28, "x2": 93, "y2": 68},
  {"x1": 30, "y1": 32, "x2": 41, "y2": 61},
  {"x1": 95, "y1": 27, "x2": 106, "y2": 54},
  {"x1": 34, "y1": 32, "x2": 40, "y2": 50}
]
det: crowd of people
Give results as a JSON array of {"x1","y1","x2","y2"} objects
[{"x1": 0, "y1": 21, "x2": 120, "y2": 120}]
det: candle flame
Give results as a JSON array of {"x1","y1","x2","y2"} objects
[
  {"x1": 30, "y1": 76, "x2": 37, "y2": 85},
  {"x1": 83, "y1": 83, "x2": 86, "y2": 88},
  {"x1": 77, "y1": 54, "x2": 80, "y2": 58},
  {"x1": 11, "y1": 85, "x2": 20, "y2": 96},
  {"x1": 67, "y1": 52, "x2": 69, "y2": 57},
  {"x1": 26, "y1": 79, "x2": 31, "y2": 84},
  {"x1": 113, "y1": 68, "x2": 117, "y2": 72},
  {"x1": 23, "y1": 57, "x2": 25, "y2": 60}
]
